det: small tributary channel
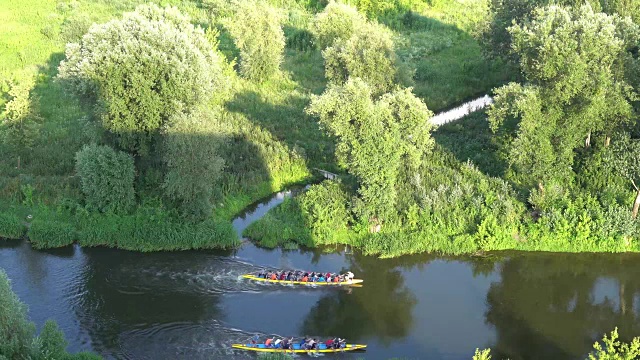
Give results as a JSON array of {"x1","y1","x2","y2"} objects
[{"x1": 2, "y1": 100, "x2": 640, "y2": 359}]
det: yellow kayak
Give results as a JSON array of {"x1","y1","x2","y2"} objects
[
  {"x1": 232, "y1": 343, "x2": 367, "y2": 353},
  {"x1": 242, "y1": 274, "x2": 364, "y2": 286}
]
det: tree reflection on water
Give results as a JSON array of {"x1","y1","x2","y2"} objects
[
  {"x1": 301, "y1": 252, "x2": 428, "y2": 344},
  {"x1": 483, "y1": 253, "x2": 640, "y2": 360}
]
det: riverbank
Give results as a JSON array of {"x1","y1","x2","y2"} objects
[{"x1": 245, "y1": 112, "x2": 640, "y2": 258}]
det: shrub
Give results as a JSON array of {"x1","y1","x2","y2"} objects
[
  {"x1": 226, "y1": 0, "x2": 285, "y2": 81},
  {"x1": 75, "y1": 144, "x2": 135, "y2": 214},
  {"x1": 163, "y1": 108, "x2": 226, "y2": 221},
  {"x1": 0, "y1": 213, "x2": 25, "y2": 239},
  {"x1": 323, "y1": 22, "x2": 398, "y2": 94},
  {"x1": 58, "y1": 4, "x2": 227, "y2": 154},
  {"x1": 28, "y1": 219, "x2": 76, "y2": 249},
  {"x1": 310, "y1": 1, "x2": 365, "y2": 49},
  {"x1": 298, "y1": 180, "x2": 351, "y2": 242},
  {"x1": 35, "y1": 320, "x2": 67, "y2": 360}
]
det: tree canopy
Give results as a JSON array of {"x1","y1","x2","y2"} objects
[
  {"x1": 58, "y1": 4, "x2": 226, "y2": 154},
  {"x1": 307, "y1": 78, "x2": 434, "y2": 224},
  {"x1": 488, "y1": 5, "x2": 635, "y2": 190}
]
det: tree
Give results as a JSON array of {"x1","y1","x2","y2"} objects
[
  {"x1": 307, "y1": 78, "x2": 433, "y2": 225},
  {"x1": 225, "y1": 0, "x2": 285, "y2": 81},
  {"x1": 162, "y1": 108, "x2": 226, "y2": 221},
  {"x1": 610, "y1": 134, "x2": 640, "y2": 218},
  {"x1": 322, "y1": 22, "x2": 399, "y2": 95},
  {"x1": 35, "y1": 320, "x2": 67, "y2": 360},
  {"x1": 588, "y1": 328, "x2": 640, "y2": 360},
  {"x1": 75, "y1": 144, "x2": 136, "y2": 214},
  {"x1": 58, "y1": 4, "x2": 226, "y2": 154},
  {"x1": 1, "y1": 73, "x2": 40, "y2": 169},
  {"x1": 311, "y1": 1, "x2": 366, "y2": 50},
  {"x1": 0, "y1": 270, "x2": 35, "y2": 359},
  {"x1": 488, "y1": 5, "x2": 635, "y2": 192}
]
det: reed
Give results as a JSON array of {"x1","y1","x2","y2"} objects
[
  {"x1": 27, "y1": 219, "x2": 75, "y2": 249},
  {"x1": 0, "y1": 213, "x2": 25, "y2": 239}
]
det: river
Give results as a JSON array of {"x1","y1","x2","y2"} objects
[{"x1": 2, "y1": 189, "x2": 640, "y2": 360}]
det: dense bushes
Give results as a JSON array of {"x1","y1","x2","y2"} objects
[
  {"x1": 298, "y1": 180, "x2": 351, "y2": 242},
  {"x1": 226, "y1": 0, "x2": 285, "y2": 81},
  {"x1": 0, "y1": 270, "x2": 101, "y2": 359},
  {"x1": 58, "y1": 3, "x2": 227, "y2": 154},
  {"x1": 0, "y1": 213, "x2": 25, "y2": 239},
  {"x1": 75, "y1": 144, "x2": 135, "y2": 214},
  {"x1": 78, "y1": 208, "x2": 238, "y2": 251},
  {"x1": 28, "y1": 219, "x2": 76, "y2": 249}
]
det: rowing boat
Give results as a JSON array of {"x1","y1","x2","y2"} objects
[
  {"x1": 242, "y1": 274, "x2": 364, "y2": 286},
  {"x1": 232, "y1": 343, "x2": 366, "y2": 353}
]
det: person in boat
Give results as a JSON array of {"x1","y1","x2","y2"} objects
[
  {"x1": 250, "y1": 334, "x2": 260, "y2": 346},
  {"x1": 324, "y1": 338, "x2": 334, "y2": 349},
  {"x1": 270, "y1": 273, "x2": 277, "y2": 280},
  {"x1": 265, "y1": 337, "x2": 274, "y2": 347},
  {"x1": 333, "y1": 275, "x2": 339, "y2": 283},
  {"x1": 301, "y1": 274, "x2": 309, "y2": 282},
  {"x1": 274, "y1": 338, "x2": 282, "y2": 348},
  {"x1": 257, "y1": 270, "x2": 264, "y2": 278},
  {"x1": 318, "y1": 274, "x2": 326, "y2": 282},
  {"x1": 286, "y1": 271, "x2": 292, "y2": 280},
  {"x1": 345, "y1": 271, "x2": 354, "y2": 281},
  {"x1": 279, "y1": 272, "x2": 286, "y2": 281},
  {"x1": 299, "y1": 336, "x2": 309, "y2": 348}
]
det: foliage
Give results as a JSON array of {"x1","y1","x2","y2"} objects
[
  {"x1": 323, "y1": 22, "x2": 398, "y2": 94},
  {"x1": 243, "y1": 197, "x2": 311, "y2": 248},
  {"x1": 75, "y1": 144, "x2": 135, "y2": 214},
  {"x1": 0, "y1": 269, "x2": 35, "y2": 359},
  {"x1": 310, "y1": 1, "x2": 366, "y2": 49},
  {"x1": 1, "y1": 73, "x2": 41, "y2": 156},
  {"x1": 78, "y1": 206, "x2": 239, "y2": 251},
  {"x1": 162, "y1": 108, "x2": 226, "y2": 221},
  {"x1": 35, "y1": 320, "x2": 67, "y2": 360},
  {"x1": 0, "y1": 213, "x2": 25, "y2": 239},
  {"x1": 298, "y1": 180, "x2": 352, "y2": 242},
  {"x1": 58, "y1": 3, "x2": 226, "y2": 154},
  {"x1": 226, "y1": 0, "x2": 285, "y2": 81},
  {"x1": 588, "y1": 328, "x2": 640, "y2": 360},
  {"x1": 472, "y1": 348, "x2": 492, "y2": 360},
  {"x1": 488, "y1": 5, "x2": 635, "y2": 190},
  {"x1": 27, "y1": 219, "x2": 76, "y2": 249},
  {"x1": 308, "y1": 78, "x2": 434, "y2": 223},
  {"x1": 0, "y1": 270, "x2": 101, "y2": 360}
]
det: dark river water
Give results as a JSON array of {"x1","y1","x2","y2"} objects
[{"x1": 1, "y1": 190, "x2": 640, "y2": 360}]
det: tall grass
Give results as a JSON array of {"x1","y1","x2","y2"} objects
[
  {"x1": 0, "y1": 213, "x2": 25, "y2": 239},
  {"x1": 27, "y1": 219, "x2": 75, "y2": 249}
]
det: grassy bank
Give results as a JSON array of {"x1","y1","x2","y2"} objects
[
  {"x1": 0, "y1": 0, "x2": 512, "y2": 251},
  {"x1": 245, "y1": 111, "x2": 640, "y2": 258}
]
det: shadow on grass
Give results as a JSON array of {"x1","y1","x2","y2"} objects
[
  {"x1": 225, "y1": 89, "x2": 336, "y2": 171},
  {"x1": 432, "y1": 111, "x2": 507, "y2": 178}
]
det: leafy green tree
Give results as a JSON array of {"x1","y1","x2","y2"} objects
[
  {"x1": 1, "y1": 74, "x2": 40, "y2": 168},
  {"x1": 225, "y1": 0, "x2": 285, "y2": 81},
  {"x1": 307, "y1": 78, "x2": 433, "y2": 225},
  {"x1": 588, "y1": 328, "x2": 640, "y2": 360},
  {"x1": 323, "y1": 22, "x2": 398, "y2": 95},
  {"x1": 75, "y1": 144, "x2": 136, "y2": 214},
  {"x1": 162, "y1": 108, "x2": 226, "y2": 221},
  {"x1": 0, "y1": 270, "x2": 35, "y2": 359},
  {"x1": 488, "y1": 5, "x2": 635, "y2": 192},
  {"x1": 311, "y1": 1, "x2": 366, "y2": 49},
  {"x1": 58, "y1": 4, "x2": 226, "y2": 154}
]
